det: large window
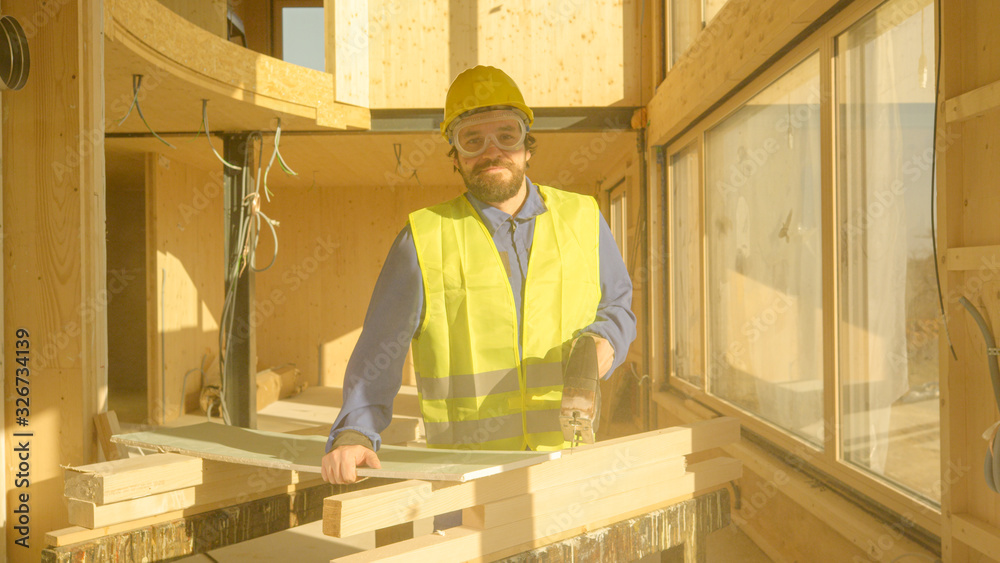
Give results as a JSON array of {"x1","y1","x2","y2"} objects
[
  {"x1": 273, "y1": 1, "x2": 325, "y2": 72},
  {"x1": 609, "y1": 179, "x2": 628, "y2": 268},
  {"x1": 665, "y1": 0, "x2": 942, "y2": 512},
  {"x1": 670, "y1": 144, "x2": 703, "y2": 387},
  {"x1": 705, "y1": 54, "x2": 824, "y2": 445},
  {"x1": 836, "y1": 0, "x2": 938, "y2": 502},
  {"x1": 669, "y1": 0, "x2": 731, "y2": 66}
]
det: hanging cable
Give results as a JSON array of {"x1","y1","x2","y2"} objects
[
  {"x1": 202, "y1": 100, "x2": 242, "y2": 171},
  {"x1": 393, "y1": 142, "x2": 422, "y2": 186},
  {"x1": 262, "y1": 118, "x2": 298, "y2": 202},
  {"x1": 929, "y1": 0, "x2": 957, "y2": 361},
  {"x1": 214, "y1": 127, "x2": 293, "y2": 422},
  {"x1": 117, "y1": 75, "x2": 175, "y2": 149}
]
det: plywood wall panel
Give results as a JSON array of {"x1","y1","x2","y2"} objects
[
  {"x1": 366, "y1": 0, "x2": 631, "y2": 109},
  {"x1": 960, "y1": 0, "x2": 1000, "y2": 94},
  {"x1": 254, "y1": 183, "x2": 459, "y2": 389},
  {"x1": 146, "y1": 154, "x2": 225, "y2": 424},
  {"x1": 959, "y1": 117, "x2": 1000, "y2": 247}
]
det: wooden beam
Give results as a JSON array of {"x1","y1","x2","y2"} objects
[
  {"x1": 68, "y1": 488, "x2": 197, "y2": 529},
  {"x1": 475, "y1": 488, "x2": 729, "y2": 563},
  {"x1": 3, "y1": 0, "x2": 106, "y2": 559},
  {"x1": 946, "y1": 80, "x2": 1000, "y2": 124},
  {"x1": 647, "y1": 0, "x2": 841, "y2": 145},
  {"x1": 945, "y1": 245, "x2": 1000, "y2": 271},
  {"x1": 47, "y1": 466, "x2": 335, "y2": 547},
  {"x1": 466, "y1": 457, "x2": 698, "y2": 530},
  {"x1": 374, "y1": 522, "x2": 414, "y2": 548},
  {"x1": 324, "y1": 418, "x2": 739, "y2": 537},
  {"x1": 951, "y1": 512, "x2": 1000, "y2": 560},
  {"x1": 332, "y1": 458, "x2": 740, "y2": 563},
  {"x1": 64, "y1": 453, "x2": 203, "y2": 505},
  {"x1": 45, "y1": 481, "x2": 345, "y2": 559}
]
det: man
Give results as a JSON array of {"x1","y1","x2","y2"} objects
[{"x1": 321, "y1": 65, "x2": 636, "y2": 485}]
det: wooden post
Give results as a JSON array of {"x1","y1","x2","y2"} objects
[
  {"x1": 222, "y1": 133, "x2": 257, "y2": 429},
  {"x1": 2, "y1": 0, "x2": 106, "y2": 560}
]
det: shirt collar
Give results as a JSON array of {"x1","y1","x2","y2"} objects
[{"x1": 465, "y1": 178, "x2": 548, "y2": 235}]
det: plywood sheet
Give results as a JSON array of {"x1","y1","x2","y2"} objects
[{"x1": 111, "y1": 423, "x2": 557, "y2": 481}]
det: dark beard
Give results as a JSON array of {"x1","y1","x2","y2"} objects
[{"x1": 459, "y1": 158, "x2": 524, "y2": 203}]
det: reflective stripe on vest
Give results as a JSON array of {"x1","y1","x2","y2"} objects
[{"x1": 408, "y1": 185, "x2": 601, "y2": 451}]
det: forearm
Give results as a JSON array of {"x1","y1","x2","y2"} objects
[
  {"x1": 326, "y1": 226, "x2": 423, "y2": 452},
  {"x1": 581, "y1": 215, "x2": 637, "y2": 378}
]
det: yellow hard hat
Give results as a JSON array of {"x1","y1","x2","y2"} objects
[{"x1": 441, "y1": 65, "x2": 534, "y2": 140}]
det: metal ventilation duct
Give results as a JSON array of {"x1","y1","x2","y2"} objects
[{"x1": 1, "y1": 14, "x2": 30, "y2": 91}]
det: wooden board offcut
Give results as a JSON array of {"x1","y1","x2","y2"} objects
[{"x1": 111, "y1": 423, "x2": 558, "y2": 481}]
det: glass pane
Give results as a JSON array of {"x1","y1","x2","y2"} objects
[
  {"x1": 670, "y1": 0, "x2": 701, "y2": 66},
  {"x1": 705, "y1": 53, "x2": 824, "y2": 445},
  {"x1": 283, "y1": 7, "x2": 325, "y2": 72},
  {"x1": 836, "y1": 0, "x2": 939, "y2": 503},
  {"x1": 671, "y1": 144, "x2": 703, "y2": 387}
]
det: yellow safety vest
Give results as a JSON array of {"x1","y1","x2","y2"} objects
[{"x1": 408, "y1": 185, "x2": 601, "y2": 451}]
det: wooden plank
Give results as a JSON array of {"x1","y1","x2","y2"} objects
[
  {"x1": 952, "y1": 512, "x2": 1000, "y2": 560},
  {"x1": 64, "y1": 453, "x2": 203, "y2": 504},
  {"x1": 324, "y1": 418, "x2": 738, "y2": 537},
  {"x1": 468, "y1": 457, "x2": 694, "y2": 530},
  {"x1": 46, "y1": 471, "x2": 337, "y2": 547},
  {"x1": 68, "y1": 487, "x2": 198, "y2": 528},
  {"x1": 946, "y1": 80, "x2": 1000, "y2": 124},
  {"x1": 112, "y1": 422, "x2": 557, "y2": 479},
  {"x1": 332, "y1": 458, "x2": 740, "y2": 562},
  {"x1": 945, "y1": 245, "x2": 1000, "y2": 271},
  {"x1": 46, "y1": 479, "x2": 346, "y2": 556},
  {"x1": 474, "y1": 487, "x2": 730, "y2": 563},
  {"x1": 94, "y1": 411, "x2": 128, "y2": 461},
  {"x1": 374, "y1": 522, "x2": 413, "y2": 548}
]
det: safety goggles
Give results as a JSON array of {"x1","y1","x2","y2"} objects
[{"x1": 451, "y1": 110, "x2": 528, "y2": 158}]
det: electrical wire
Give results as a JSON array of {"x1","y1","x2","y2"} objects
[
  {"x1": 929, "y1": 0, "x2": 957, "y2": 361},
  {"x1": 216, "y1": 135, "x2": 257, "y2": 426},
  {"x1": 202, "y1": 100, "x2": 242, "y2": 171},
  {"x1": 393, "y1": 142, "x2": 422, "y2": 186},
  {"x1": 215, "y1": 125, "x2": 293, "y2": 422},
  {"x1": 262, "y1": 119, "x2": 298, "y2": 202},
  {"x1": 118, "y1": 75, "x2": 176, "y2": 149}
]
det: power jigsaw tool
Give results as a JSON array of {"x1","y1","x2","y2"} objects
[{"x1": 559, "y1": 335, "x2": 601, "y2": 447}]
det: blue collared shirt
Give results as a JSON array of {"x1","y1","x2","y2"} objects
[{"x1": 327, "y1": 179, "x2": 637, "y2": 451}]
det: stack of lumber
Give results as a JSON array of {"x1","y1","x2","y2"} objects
[
  {"x1": 323, "y1": 417, "x2": 742, "y2": 562},
  {"x1": 50, "y1": 451, "x2": 329, "y2": 546}
]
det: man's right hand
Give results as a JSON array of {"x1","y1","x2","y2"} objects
[{"x1": 321, "y1": 445, "x2": 382, "y2": 484}]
